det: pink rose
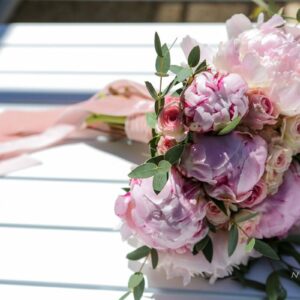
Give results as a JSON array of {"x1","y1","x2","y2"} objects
[
  {"x1": 157, "y1": 97, "x2": 185, "y2": 140},
  {"x1": 115, "y1": 169, "x2": 208, "y2": 251},
  {"x1": 206, "y1": 201, "x2": 230, "y2": 227},
  {"x1": 255, "y1": 162, "x2": 300, "y2": 239},
  {"x1": 282, "y1": 116, "x2": 300, "y2": 154},
  {"x1": 157, "y1": 136, "x2": 177, "y2": 155},
  {"x1": 239, "y1": 180, "x2": 267, "y2": 208},
  {"x1": 183, "y1": 71, "x2": 248, "y2": 133},
  {"x1": 242, "y1": 89, "x2": 278, "y2": 130},
  {"x1": 266, "y1": 145, "x2": 292, "y2": 174},
  {"x1": 180, "y1": 132, "x2": 267, "y2": 202}
]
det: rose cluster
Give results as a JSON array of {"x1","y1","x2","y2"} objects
[{"x1": 115, "y1": 14, "x2": 300, "y2": 286}]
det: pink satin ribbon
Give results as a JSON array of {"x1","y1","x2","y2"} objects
[{"x1": 0, "y1": 80, "x2": 154, "y2": 174}]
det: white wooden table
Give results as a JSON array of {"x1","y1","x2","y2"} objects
[{"x1": 0, "y1": 23, "x2": 299, "y2": 300}]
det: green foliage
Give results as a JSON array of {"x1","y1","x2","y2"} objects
[
  {"x1": 193, "y1": 235, "x2": 210, "y2": 255},
  {"x1": 235, "y1": 212, "x2": 259, "y2": 223},
  {"x1": 119, "y1": 291, "x2": 131, "y2": 300},
  {"x1": 154, "y1": 32, "x2": 163, "y2": 57},
  {"x1": 202, "y1": 236, "x2": 213, "y2": 262},
  {"x1": 165, "y1": 144, "x2": 185, "y2": 165},
  {"x1": 151, "y1": 248, "x2": 159, "y2": 269},
  {"x1": 128, "y1": 163, "x2": 158, "y2": 179},
  {"x1": 254, "y1": 240, "x2": 279, "y2": 260},
  {"x1": 218, "y1": 116, "x2": 241, "y2": 135},
  {"x1": 245, "y1": 238, "x2": 256, "y2": 252},
  {"x1": 126, "y1": 246, "x2": 151, "y2": 260},
  {"x1": 156, "y1": 44, "x2": 171, "y2": 75},
  {"x1": 210, "y1": 198, "x2": 228, "y2": 216},
  {"x1": 188, "y1": 46, "x2": 200, "y2": 68},
  {"x1": 146, "y1": 112, "x2": 157, "y2": 129},
  {"x1": 228, "y1": 224, "x2": 239, "y2": 257},
  {"x1": 266, "y1": 272, "x2": 287, "y2": 300},
  {"x1": 297, "y1": 9, "x2": 300, "y2": 23},
  {"x1": 153, "y1": 172, "x2": 168, "y2": 194},
  {"x1": 133, "y1": 278, "x2": 145, "y2": 300},
  {"x1": 128, "y1": 273, "x2": 144, "y2": 289},
  {"x1": 145, "y1": 81, "x2": 159, "y2": 101}
]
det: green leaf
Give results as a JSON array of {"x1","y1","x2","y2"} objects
[
  {"x1": 228, "y1": 224, "x2": 239, "y2": 257},
  {"x1": 193, "y1": 235, "x2": 210, "y2": 255},
  {"x1": 146, "y1": 155, "x2": 164, "y2": 165},
  {"x1": 254, "y1": 240, "x2": 280, "y2": 260},
  {"x1": 278, "y1": 242, "x2": 300, "y2": 264},
  {"x1": 133, "y1": 278, "x2": 145, "y2": 300},
  {"x1": 176, "y1": 68, "x2": 193, "y2": 82},
  {"x1": 119, "y1": 291, "x2": 131, "y2": 300},
  {"x1": 210, "y1": 198, "x2": 228, "y2": 216},
  {"x1": 128, "y1": 163, "x2": 158, "y2": 179},
  {"x1": 283, "y1": 234, "x2": 300, "y2": 245},
  {"x1": 155, "y1": 44, "x2": 170, "y2": 75},
  {"x1": 126, "y1": 246, "x2": 151, "y2": 260},
  {"x1": 151, "y1": 248, "x2": 159, "y2": 269},
  {"x1": 122, "y1": 187, "x2": 130, "y2": 193},
  {"x1": 153, "y1": 172, "x2": 168, "y2": 194},
  {"x1": 170, "y1": 65, "x2": 185, "y2": 75},
  {"x1": 145, "y1": 81, "x2": 158, "y2": 101},
  {"x1": 218, "y1": 116, "x2": 241, "y2": 135},
  {"x1": 235, "y1": 212, "x2": 259, "y2": 223},
  {"x1": 157, "y1": 160, "x2": 172, "y2": 173},
  {"x1": 128, "y1": 272, "x2": 144, "y2": 289},
  {"x1": 154, "y1": 32, "x2": 163, "y2": 57},
  {"x1": 188, "y1": 46, "x2": 200, "y2": 68},
  {"x1": 194, "y1": 60, "x2": 207, "y2": 74},
  {"x1": 146, "y1": 112, "x2": 157, "y2": 129},
  {"x1": 202, "y1": 236, "x2": 213, "y2": 263},
  {"x1": 165, "y1": 144, "x2": 185, "y2": 165},
  {"x1": 266, "y1": 272, "x2": 287, "y2": 300},
  {"x1": 246, "y1": 238, "x2": 256, "y2": 252},
  {"x1": 297, "y1": 9, "x2": 300, "y2": 23},
  {"x1": 162, "y1": 78, "x2": 176, "y2": 96}
]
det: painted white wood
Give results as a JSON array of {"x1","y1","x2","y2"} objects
[{"x1": 0, "y1": 23, "x2": 226, "y2": 46}]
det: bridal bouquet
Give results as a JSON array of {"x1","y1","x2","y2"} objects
[{"x1": 115, "y1": 13, "x2": 300, "y2": 300}]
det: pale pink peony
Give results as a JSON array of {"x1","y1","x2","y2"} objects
[
  {"x1": 239, "y1": 180, "x2": 267, "y2": 208},
  {"x1": 242, "y1": 89, "x2": 278, "y2": 130},
  {"x1": 157, "y1": 96, "x2": 185, "y2": 140},
  {"x1": 255, "y1": 161, "x2": 300, "y2": 239},
  {"x1": 180, "y1": 132, "x2": 267, "y2": 202},
  {"x1": 156, "y1": 231, "x2": 258, "y2": 285},
  {"x1": 115, "y1": 169, "x2": 208, "y2": 251},
  {"x1": 206, "y1": 201, "x2": 230, "y2": 227},
  {"x1": 214, "y1": 14, "x2": 300, "y2": 116},
  {"x1": 183, "y1": 71, "x2": 248, "y2": 133}
]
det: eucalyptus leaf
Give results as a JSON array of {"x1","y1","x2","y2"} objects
[
  {"x1": 228, "y1": 224, "x2": 239, "y2": 257},
  {"x1": 146, "y1": 112, "x2": 157, "y2": 129},
  {"x1": 202, "y1": 236, "x2": 213, "y2": 263},
  {"x1": 235, "y1": 212, "x2": 259, "y2": 223},
  {"x1": 145, "y1": 81, "x2": 158, "y2": 100},
  {"x1": 193, "y1": 235, "x2": 210, "y2": 255},
  {"x1": 126, "y1": 246, "x2": 151, "y2": 260},
  {"x1": 128, "y1": 163, "x2": 158, "y2": 179},
  {"x1": 188, "y1": 46, "x2": 200, "y2": 68},
  {"x1": 147, "y1": 155, "x2": 164, "y2": 165},
  {"x1": 165, "y1": 144, "x2": 185, "y2": 165},
  {"x1": 153, "y1": 172, "x2": 168, "y2": 194},
  {"x1": 266, "y1": 272, "x2": 287, "y2": 300},
  {"x1": 254, "y1": 240, "x2": 280, "y2": 260},
  {"x1": 151, "y1": 248, "x2": 159, "y2": 269},
  {"x1": 162, "y1": 78, "x2": 176, "y2": 96},
  {"x1": 218, "y1": 116, "x2": 241, "y2": 135},
  {"x1": 195, "y1": 60, "x2": 207, "y2": 74},
  {"x1": 176, "y1": 68, "x2": 193, "y2": 82},
  {"x1": 133, "y1": 278, "x2": 145, "y2": 300},
  {"x1": 246, "y1": 238, "x2": 256, "y2": 252},
  {"x1": 128, "y1": 273, "x2": 144, "y2": 289},
  {"x1": 157, "y1": 160, "x2": 172, "y2": 173},
  {"x1": 156, "y1": 44, "x2": 170, "y2": 75},
  {"x1": 170, "y1": 65, "x2": 185, "y2": 75},
  {"x1": 154, "y1": 32, "x2": 163, "y2": 57},
  {"x1": 119, "y1": 291, "x2": 131, "y2": 300}
]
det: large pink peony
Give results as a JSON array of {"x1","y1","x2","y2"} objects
[
  {"x1": 254, "y1": 161, "x2": 300, "y2": 239},
  {"x1": 115, "y1": 169, "x2": 208, "y2": 251},
  {"x1": 183, "y1": 71, "x2": 248, "y2": 133},
  {"x1": 180, "y1": 132, "x2": 267, "y2": 202},
  {"x1": 215, "y1": 14, "x2": 300, "y2": 116}
]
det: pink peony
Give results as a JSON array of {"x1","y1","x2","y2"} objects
[
  {"x1": 157, "y1": 96, "x2": 185, "y2": 140},
  {"x1": 215, "y1": 14, "x2": 300, "y2": 116},
  {"x1": 115, "y1": 169, "x2": 208, "y2": 251},
  {"x1": 239, "y1": 180, "x2": 267, "y2": 208},
  {"x1": 180, "y1": 132, "x2": 267, "y2": 202},
  {"x1": 242, "y1": 89, "x2": 278, "y2": 130},
  {"x1": 255, "y1": 161, "x2": 300, "y2": 239},
  {"x1": 156, "y1": 231, "x2": 258, "y2": 285},
  {"x1": 183, "y1": 71, "x2": 248, "y2": 133}
]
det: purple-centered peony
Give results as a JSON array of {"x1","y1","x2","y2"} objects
[
  {"x1": 115, "y1": 168, "x2": 208, "y2": 251},
  {"x1": 183, "y1": 71, "x2": 249, "y2": 133},
  {"x1": 254, "y1": 161, "x2": 300, "y2": 239},
  {"x1": 180, "y1": 132, "x2": 267, "y2": 202}
]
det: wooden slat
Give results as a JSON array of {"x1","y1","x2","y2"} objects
[
  {"x1": 5, "y1": 142, "x2": 147, "y2": 180},
  {"x1": 0, "y1": 23, "x2": 226, "y2": 46},
  {"x1": 0, "y1": 180, "x2": 122, "y2": 229}
]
